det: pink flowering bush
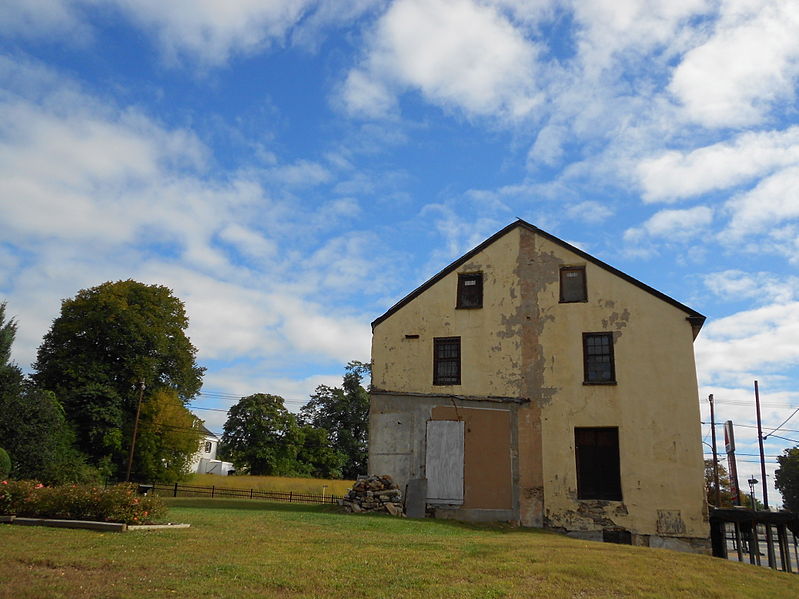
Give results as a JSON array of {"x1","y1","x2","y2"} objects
[{"x1": 0, "y1": 481, "x2": 165, "y2": 524}]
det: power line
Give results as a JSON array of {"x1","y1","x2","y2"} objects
[
  {"x1": 713, "y1": 399, "x2": 797, "y2": 408},
  {"x1": 764, "y1": 406, "x2": 799, "y2": 440},
  {"x1": 701, "y1": 421, "x2": 799, "y2": 434},
  {"x1": 766, "y1": 434, "x2": 799, "y2": 445},
  {"x1": 704, "y1": 452, "x2": 781, "y2": 458}
]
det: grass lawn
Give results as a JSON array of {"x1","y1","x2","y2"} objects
[
  {"x1": 186, "y1": 474, "x2": 355, "y2": 496},
  {"x1": 2, "y1": 498, "x2": 797, "y2": 599}
]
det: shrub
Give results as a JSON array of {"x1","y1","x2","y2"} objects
[
  {"x1": 0, "y1": 481, "x2": 166, "y2": 524},
  {"x1": 0, "y1": 448, "x2": 10, "y2": 479}
]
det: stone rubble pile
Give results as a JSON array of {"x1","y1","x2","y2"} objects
[{"x1": 341, "y1": 475, "x2": 403, "y2": 516}]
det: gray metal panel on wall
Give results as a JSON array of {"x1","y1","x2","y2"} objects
[{"x1": 425, "y1": 420, "x2": 464, "y2": 504}]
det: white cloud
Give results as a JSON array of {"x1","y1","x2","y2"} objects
[
  {"x1": 703, "y1": 270, "x2": 799, "y2": 305},
  {"x1": 217, "y1": 224, "x2": 277, "y2": 261},
  {"x1": 0, "y1": 0, "x2": 90, "y2": 41},
  {"x1": 0, "y1": 99, "x2": 206, "y2": 245},
  {"x1": 571, "y1": 0, "x2": 713, "y2": 76},
  {"x1": 266, "y1": 159, "x2": 332, "y2": 187},
  {"x1": 528, "y1": 124, "x2": 567, "y2": 167},
  {"x1": 0, "y1": 0, "x2": 324, "y2": 66},
  {"x1": 301, "y1": 233, "x2": 382, "y2": 294},
  {"x1": 565, "y1": 200, "x2": 613, "y2": 224},
  {"x1": 637, "y1": 126, "x2": 799, "y2": 202},
  {"x1": 670, "y1": 0, "x2": 799, "y2": 128},
  {"x1": 724, "y1": 166, "x2": 799, "y2": 239},
  {"x1": 343, "y1": 0, "x2": 542, "y2": 120},
  {"x1": 340, "y1": 69, "x2": 398, "y2": 119},
  {"x1": 624, "y1": 206, "x2": 713, "y2": 241},
  {"x1": 290, "y1": 0, "x2": 381, "y2": 51},
  {"x1": 279, "y1": 297, "x2": 372, "y2": 362},
  {"x1": 0, "y1": 59, "x2": 383, "y2": 378},
  {"x1": 113, "y1": 0, "x2": 316, "y2": 65},
  {"x1": 696, "y1": 302, "x2": 799, "y2": 383}
]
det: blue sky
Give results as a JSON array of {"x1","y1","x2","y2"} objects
[{"x1": 1, "y1": 0, "x2": 798, "y2": 505}]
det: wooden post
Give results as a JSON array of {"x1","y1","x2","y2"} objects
[
  {"x1": 734, "y1": 522, "x2": 743, "y2": 562},
  {"x1": 778, "y1": 524, "x2": 790, "y2": 572},
  {"x1": 752, "y1": 523, "x2": 761, "y2": 567}
]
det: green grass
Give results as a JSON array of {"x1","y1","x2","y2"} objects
[
  {"x1": 1, "y1": 498, "x2": 797, "y2": 599},
  {"x1": 186, "y1": 473, "x2": 355, "y2": 496}
]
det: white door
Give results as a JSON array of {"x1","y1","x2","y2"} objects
[{"x1": 425, "y1": 420, "x2": 464, "y2": 504}]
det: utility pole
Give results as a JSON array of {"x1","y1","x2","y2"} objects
[
  {"x1": 125, "y1": 379, "x2": 146, "y2": 482},
  {"x1": 754, "y1": 381, "x2": 769, "y2": 509},
  {"x1": 754, "y1": 380, "x2": 776, "y2": 569},
  {"x1": 709, "y1": 394, "x2": 721, "y2": 507}
]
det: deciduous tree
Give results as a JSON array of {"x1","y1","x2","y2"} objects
[
  {"x1": 135, "y1": 389, "x2": 203, "y2": 483},
  {"x1": 0, "y1": 302, "x2": 94, "y2": 483},
  {"x1": 221, "y1": 393, "x2": 304, "y2": 476},
  {"x1": 775, "y1": 447, "x2": 799, "y2": 512},
  {"x1": 704, "y1": 459, "x2": 736, "y2": 507},
  {"x1": 33, "y1": 280, "x2": 204, "y2": 479},
  {"x1": 220, "y1": 393, "x2": 347, "y2": 478},
  {"x1": 300, "y1": 361, "x2": 370, "y2": 479}
]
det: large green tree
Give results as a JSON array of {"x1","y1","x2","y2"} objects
[
  {"x1": 0, "y1": 302, "x2": 93, "y2": 484},
  {"x1": 33, "y1": 280, "x2": 205, "y2": 479},
  {"x1": 775, "y1": 447, "x2": 799, "y2": 512},
  {"x1": 221, "y1": 393, "x2": 302, "y2": 476},
  {"x1": 220, "y1": 393, "x2": 346, "y2": 478},
  {"x1": 300, "y1": 361, "x2": 370, "y2": 479}
]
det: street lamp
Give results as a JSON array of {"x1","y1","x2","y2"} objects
[{"x1": 747, "y1": 477, "x2": 758, "y2": 511}]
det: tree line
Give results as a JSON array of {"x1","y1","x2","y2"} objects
[
  {"x1": 219, "y1": 361, "x2": 369, "y2": 480},
  {"x1": 0, "y1": 280, "x2": 368, "y2": 485}
]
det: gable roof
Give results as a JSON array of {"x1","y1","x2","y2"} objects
[
  {"x1": 371, "y1": 219, "x2": 706, "y2": 335},
  {"x1": 196, "y1": 420, "x2": 218, "y2": 439}
]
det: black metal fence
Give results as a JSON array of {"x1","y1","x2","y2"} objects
[
  {"x1": 143, "y1": 482, "x2": 343, "y2": 505},
  {"x1": 711, "y1": 508, "x2": 799, "y2": 573}
]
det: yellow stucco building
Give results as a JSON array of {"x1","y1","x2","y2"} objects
[{"x1": 369, "y1": 220, "x2": 709, "y2": 552}]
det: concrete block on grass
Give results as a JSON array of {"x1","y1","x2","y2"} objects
[{"x1": 12, "y1": 518, "x2": 127, "y2": 532}]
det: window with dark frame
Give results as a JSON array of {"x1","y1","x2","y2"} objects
[
  {"x1": 575, "y1": 427, "x2": 622, "y2": 501},
  {"x1": 204, "y1": 441, "x2": 213, "y2": 453},
  {"x1": 433, "y1": 337, "x2": 461, "y2": 385},
  {"x1": 560, "y1": 266, "x2": 587, "y2": 302},
  {"x1": 457, "y1": 272, "x2": 483, "y2": 309},
  {"x1": 583, "y1": 332, "x2": 615, "y2": 384}
]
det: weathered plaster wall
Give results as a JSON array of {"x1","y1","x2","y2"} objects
[
  {"x1": 371, "y1": 227, "x2": 525, "y2": 398},
  {"x1": 526, "y1": 231, "x2": 707, "y2": 540}
]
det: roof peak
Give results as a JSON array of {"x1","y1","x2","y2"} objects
[{"x1": 371, "y1": 220, "x2": 705, "y2": 334}]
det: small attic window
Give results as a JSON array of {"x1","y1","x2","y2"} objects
[
  {"x1": 560, "y1": 266, "x2": 587, "y2": 303},
  {"x1": 457, "y1": 273, "x2": 483, "y2": 309}
]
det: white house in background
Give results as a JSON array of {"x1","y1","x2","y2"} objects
[{"x1": 190, "y1": 422, "x2": 235, "y2": 475}]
